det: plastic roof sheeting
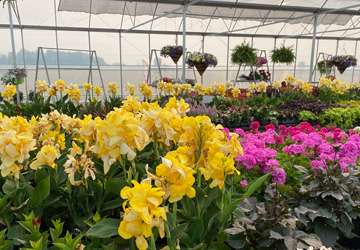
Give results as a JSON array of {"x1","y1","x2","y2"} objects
[{"x1": 58, "y1": 0, "x2": 358, "y2": 26}]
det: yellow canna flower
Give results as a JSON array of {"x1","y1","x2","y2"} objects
[
  {"x1": 0, "y1": 130, "x2": 36, "y2": 179},
  {"x1": 1, "y1": 84, "x2": 17, "y2": 102},
  {"x1": 140, "y1": 86, "x2": 152, "y2": 101},
  {"x1": 66, "y1": 84, "x2": 81, "y2": 103},
  {"x1": 125, "y1": 82, "x2": 136, "y2": 96},
  {"x1": 122, "y1": 95, "x2": 142, "y2": 114},
  {"x1": 257, "y1": 81, "x2": 267, "y2": 93},
  {"x1": 83, "y1": 82, "x2": 92, "y2": 91},
  {"x1": 55, "y1": 79, "x2": 66, "y2": 92},
  {"x1": 36, "y1": 80, "x2": 48, "y2": 94},
  {"x1": 272, "y1": 81, "x2": 282, "y2": 90},
  {"x1": 285, "y1": 76, "x2": 295, "y2": 85},
  {"x1": 165, "y1": 83, "x2": 174, "y2": 95},
  {"x1": 231, "y1": 87, "x2": 241, "y2": 98},
  {"x1": 155, "y1": 154, "x2": 196, "y2": 202},
  {"x1": 93, "y1": 108, "x2": 149, "y2": 173},
  {"x1": 302, "y1": 83, "x2": 313, "y2": 94},
  {"x1": 141, "y1": 102, "x2": 181, "y2": 147},
  {"x1": 30, "y1": 145, "x2": 58, "y2": 170},
  {"x1": 248, "y1": 83, "x2": 257, "y2": 93},
  {"x1": 93, "y1": 86, "x2": 101, "y2": 96},
  {"x1": 163, "y1": 97, "x2": 189, "y2": 118},
  {"x1": 107, "y1": 82, "x2": 119, "y2": 96},
  {"x1": 194, "y1": 83, "x2": 203, "y2": 95},
  {"x1": 119, "y1": 180, "x2": 167, "y2": 250}
]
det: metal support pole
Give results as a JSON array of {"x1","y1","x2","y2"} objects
[
  {"x1": 40, "y1": 48, "x2": 51, "y2": 85},
  {"x1": 88, "y1": 0, "x2": 94, "y2": 98},
  {"x1": 148, "y1": 33, "x2": 151, "y2": 85},
  {"x1": 20, "y1": 29, "x2": 28, "y2": 100},
  {"x1": 226, "y1": 36, "x2": 230, "y2": 81},
  {"x1": 175, "y1": 34, "x2": 178, "y2": 80},
  {"x1": 8, "y1": 2, "x2": 20, "y2": 104},
  {"x1": 272, "y1": 38, "x2": 276, "y2": 81},
  {"x1": 54, "y1": 0, "x2": 60, "y2": 79},
  {"x1": 201, "y1": 35, "x2": 204, "y2": 85},
  {"x1": 294, "y1": 38, "x2": 298, "y2": 78},
  {"x1": 182, "y1": 5, "x2": 186, "y2": 83},
  {"x1": 34, "y1": 47, "x2": 40, "y2": 93},
  {"x1": 336, "y1": 39, "x2": 339, "y2": 55},
  {"x1": 94, "y1": 51, "x2": 107, "y2": 100},
  {"x1": 352, "y1": 40, "x2": 358, "y2": 82},
  {"x1": 154, "y1": 51, "x2": 163, "y2": 80},
  {"x1": 313, "y1": 38, "x2": 320, "y2": 82},
  {"x1": 309, "y1": 14, "x2": 318, "y2": 83},
  {"x1": 119, "y1": 33, "x2": 124, "y2": 98}
]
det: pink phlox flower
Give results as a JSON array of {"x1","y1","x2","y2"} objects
[{"x1": 240, "y1": 180, "x2": 248, "y2": 186}]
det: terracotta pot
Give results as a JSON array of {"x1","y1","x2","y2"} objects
[
  {"x1": 170, "y1": 53, "x2": 182, "y2": 64},
  {"x1": 194, "y1": 62, "x2": 208, "y2": 76}
]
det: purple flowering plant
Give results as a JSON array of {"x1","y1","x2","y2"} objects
[
  {"x1": 160, "y1": 45, "x2": 183, "y2": 58},
  {"x1": 186, "y1": 52, "x2": 218, "y2": 68},
  {"x1": 328, "y1": 55, "x2": 357, "y2": 69}
]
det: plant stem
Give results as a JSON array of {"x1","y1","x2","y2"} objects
[
  {"x1": 165, "y1": 222, "x2": 175, "y2": 250},
  {"x1": 153, "y1": 133, "x2": 160, "y2": 164},
  {"x1": 173, "y1": 202, "x2": 177, "y2": 230},
  {"x1": 150, "y1": 234, "x2": 156, "y2": 250}
]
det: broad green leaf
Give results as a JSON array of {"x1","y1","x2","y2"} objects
[
  {"x1": 208, "y1": 242, "x2": 231, "y2": 250},
  {"x1": 170, "y1": 223, "x2": 187, "y2": 246},
  {"x1": 30, "y1": 176, "x2": 50, "y2": 208},
  {"x1": 105, "y1": 179, "x2": 128, "y2": 196},
  {"x1": 86, "y1": 218, "x2": 121, "y2": 238},
  {"x1": 187, "y1": 220, "x2": 203, "y2": 243}
]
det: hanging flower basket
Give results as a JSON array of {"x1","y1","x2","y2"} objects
[
  {"x1": 170, "y1": 53, "x2": 182, "y2": 64},
  {"x1": 1, "y1": 68, "x2": 27, "y2": 86},
  {"x1": 328, "y1": 55, "x2": 357, "y2": 75},
  {"x1": 15, "y1": 77, "x2": 24, "y2": 85},
  {"x1": 186, "y1": 52, "x2": 218, "y2": 76},
  {"x1": 194, "y1": 62, "x2": 208, "y2": 76},
  {"x1": 337, "y1": 65, "x2": 347, "y2": 74},
  {"x1": 160, "y1": 45, "x2": 183, "y2": 64}
]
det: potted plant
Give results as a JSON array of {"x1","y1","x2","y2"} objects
[
  {"x1": 186, "y1": 52, "x2": 218, "y2": 76},
  {"x1": 317, "y1": 60, "x2": 332, "y2": 75},
  {"x1": 271, "y1": 45, "x2": 296, "y2": 65},
  {"x1": 1, "y1": 68, "x2": 27, "y2": 85},
  {"x1": 231, "y1": 42, "x2": 257, "y2": 65},
  {"x1": 160, "y1": 45, "x2": 183, "y2": 64},
  {"x1": 328, "y1": 55, "x2": 357, "y2": 74}
]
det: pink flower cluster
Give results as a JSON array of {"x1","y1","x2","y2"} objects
[
  {"x1": 228, "y1": 121, "x2": 360, "y2": 185},
  {"x1": 232, "y1": 124, "x2": 286, "y2": 184}
]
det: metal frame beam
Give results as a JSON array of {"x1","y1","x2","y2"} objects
[{"x1": 2, "y1": 24, "x2": 359, "y2": 41}]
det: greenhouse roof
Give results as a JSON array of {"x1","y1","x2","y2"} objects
[{"x1": 55, "y1": 0, "x2": 360, "y2": 40}]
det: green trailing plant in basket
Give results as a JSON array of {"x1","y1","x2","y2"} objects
[
  {"x1": 231, "y1": 42, "x2": 258, "y2": 65},
  {"x1": 271, "y1": 45, "x2": 296, "y2": 65}
]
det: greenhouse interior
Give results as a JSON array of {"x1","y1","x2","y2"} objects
[{"x1": 1, "y1": 0, "x2": 360, "y2": 250}]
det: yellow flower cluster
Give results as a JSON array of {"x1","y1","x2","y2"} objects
[
  {"x1": 285, "y1": 75, "x2": 295, "y2": 85},
  {"x1": 94, "y1": 86, "x2": 101, "y2": 96},
  {"x1": 107, "y1": 82, "x2": 119, "y2": 96},
  {"x1": 140, "y1": 85, "x2": 153, "y2": 100},
  {"x1": 0, "y1": 115, "x2": 36, "y2": 178},
  {"x1": 83, "y1": 82, "x2": 92, "y2": 92},
  {"x1": 36, "y1": 80, "x2": 48, "y2": 94},
  {"x1": 66, "y1": 84, "x2": 81, "y2": 103},
  {"x1": 125, "y1": 82, "x2": 136, "y2": 96},
  {"x1": 93, "y1": 107, "x2": 149, "y2": 173},
  {"x1": 257, "y1": 81, "x2": 267, "y2": 93},
  {"x1": 248, "y1": 83, "x2": 257, "y2": 93},
  {"x1": 231, "y1": 87, "x2": 241, "y2": 98},
  {"x1": 319, "y1": 77, "x2": 351, "y2": 94},
  {"x1": 119, "y1": 180, "x2": 167, "y2": 250},
  {"x1": 1, "y1": 84, "x2": 17, "y2": 102},
  {"x1": 272, "y1": 81, "x2": 282, "y2": 90},
  {"x1": 302, "y1": 83, "x2": 313, "y2": 94}
]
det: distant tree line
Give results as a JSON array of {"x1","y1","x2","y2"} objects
[{"x1": 0, "y1": 49, "x2": 108, "y2": 66}]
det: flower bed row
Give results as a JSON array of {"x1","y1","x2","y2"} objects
[{"x1": 0, "y1": 88, "x2": 359, "y2": 249}]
